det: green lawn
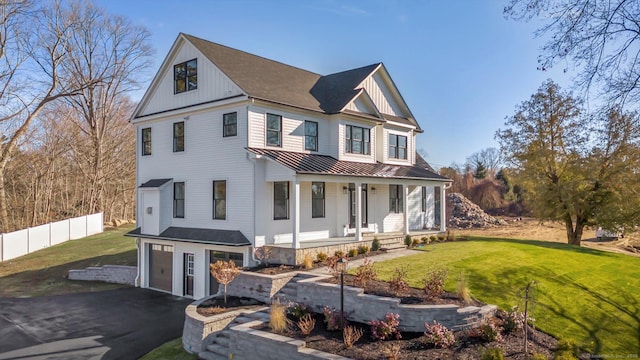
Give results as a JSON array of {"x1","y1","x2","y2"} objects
[
  {"x1": 139, "y1": 338, "x2": 198, "y2": 360},
  {"x1": 0, "y1": 225, "x2": 137, "y2": 297},
  {"x1": 371, "y1": 238, "x2": 640, "y2": 355}
]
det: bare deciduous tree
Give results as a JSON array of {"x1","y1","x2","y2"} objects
[{"x1": 210, "y1": 260, "x2": 241, "y2": 303}]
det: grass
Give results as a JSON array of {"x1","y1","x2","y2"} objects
[
  {"x1": 371, "y1": 237, "x2": 640, "y2": 355},
  {"x1": 138, "y1": 337, "x2": 198, "y2": 360},
  {"x1": 0, "y1": 225, "x2": 137, "y2": 297}
]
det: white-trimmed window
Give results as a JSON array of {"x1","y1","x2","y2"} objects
[
  {"x1": 223, "y1": 112, "x2": 237, "y2": 137},
  {"x1": 266, "y1": 113, "x2": 282, "y2": 147},
  {"x1": 389, "y1": 134, "x2": 407, "y2": 159},
  {"x1": 305, "y1": 120, "x2": 318, "y2": 151},
  {"x1": 213, "y1": 180, "x2": 226, "y2": 220},
  {"x1": 142, "y1": 127, "x2": 152, "y2": 156},
  {"x1": 174, "y1": 182, "x2": 185, "y2": 218},
  {"x1": 389, "y1": 184, "x2": 403, "y2": 214},
  {"x1": 311, "y1": 182, "x2": 325, "y2": 218},
  {"x1": 174, "y1": 59, "x2": 197, "y2": 94},
  {"x1": 274, "y1": 181, "x2": 289, "y2": 220},
  {"x1": 421, "y1": 186, "x2": 427, "y2": 212},
  {"x1": 345, "y1": 125, "x2": 370, "y2": 155},
  {"x1": 173, "y1": 122, "x2": 184, "y2": 152}
]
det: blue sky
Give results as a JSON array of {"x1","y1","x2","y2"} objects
[{"x1": 96, "y1": 0, "x2": 570, "y2": 168}]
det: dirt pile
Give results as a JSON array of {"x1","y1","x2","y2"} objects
[{"x1": 447, "y1": 192, "x2": 508, "y2": 229}]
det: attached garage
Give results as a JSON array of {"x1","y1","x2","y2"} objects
[{"x1": 148, "y1": 243, "x2": 173, "y2": 292}]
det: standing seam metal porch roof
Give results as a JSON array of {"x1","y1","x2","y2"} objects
[{"x1": 247, "y1": 148, "x2": 449, "y2": 181}]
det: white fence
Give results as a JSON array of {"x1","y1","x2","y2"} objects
[{"x1": 0, "y1": 212, "x2": 104, "y2": 262}]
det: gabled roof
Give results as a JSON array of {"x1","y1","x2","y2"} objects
[
  {"x1": 126, "y1": 226, "x2": 251, "y2": 246},
  {"x1": 139, "y1": 178, "x2": 172, "y2": 188},
  {"x1": 247, "y1": 148, "x2": 450, "y2": 182}
]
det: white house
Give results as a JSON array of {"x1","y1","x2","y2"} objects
[{"x1": 127, "y1": 33, "x2": 451, "y2": 299}]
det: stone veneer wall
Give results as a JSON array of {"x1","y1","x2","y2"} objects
[
  {"x1": 224, "y1": 271, "x2": 298, "y2": 303},
  {"x1": 268, "y1": 239, "x2": 378, "y2": 265},
  {"x1": 68, "y1": 265, "x2": 136, "y2": 285}
]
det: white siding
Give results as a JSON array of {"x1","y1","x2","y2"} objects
[
  {"x1": 138, "y1": 40, "x2": 243, "y2": 117},
  {"x1": 360, "y1": 72, "x2": 404, "y2": 117},
  {"x1": 338, "y1": 118, "x2": 376, "y2": 163}
]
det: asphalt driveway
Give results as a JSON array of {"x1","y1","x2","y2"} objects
[{"x1": 0, "y1": 288, "x2": 191, "y2": 360}]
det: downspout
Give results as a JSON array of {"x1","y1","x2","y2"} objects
[
  {"x1": 135, "y1": 238, "x2": 141, "y2": 287},
  {"x1": 248, "y1": 98, "x2": 260, "y2": 266}
]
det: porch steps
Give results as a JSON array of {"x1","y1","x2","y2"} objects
[
  {"x1": 198, "y1": 308, "x2": 271, "y2": 360},
  {"x1": 378, "y1": 237, "x2": 407, "y2": 252}
]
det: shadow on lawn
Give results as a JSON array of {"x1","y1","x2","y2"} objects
[
  {"x1": 0, "y1": 250, "x2": 137, "y2": 297},
  {"x1": 469, "y1": 237, "x2": 616, "y2": 257}
]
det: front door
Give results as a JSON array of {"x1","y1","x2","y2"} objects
[
  {"x1": 348, "y1": 183, "x2": 368, "y2": 228},
  {"x1": 183, "y1": 253, "x2": 194, "y2": 296}
]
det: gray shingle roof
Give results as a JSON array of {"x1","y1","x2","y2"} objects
[
  {"x1": 126, "y1": 227, "x2": 251, "y2": 246},
  {"x1": 247, "y1": 148, "x2": 449, "y2": 181},
  {"x1": 139, "y1": 178, "x2": 172, "y2": 188}
]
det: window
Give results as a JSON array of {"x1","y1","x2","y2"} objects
[
  {"x1": 173, "y1": 122, "x2": 184, "y2": 152},
  {"x1": 421, "y1": 186, "x2": 427, "y2": 212},
  {"x1": 389, "y1": 134, "x2": 407, "y2": 159},
  {"x1": 223, "y1": 112, "x2": 237, "y2": 137},
  {"x1": 389, "y1": 184, "x2": 403, "y2": 214},
  {"x1": 142, "y1": 127, "x2": 152, "y2": 156},
  {"x1": 305, "y1": 120, "x2": 318, "y2": 151},
  {"x1": 174, "y1": 59, "x2": 197, "y2": 94},
  {"x1": 311, "y1": 182, "x2": 325, "y2": 218},
  {"x1": 273, "y1": 181, "x2": 289, "y2": 220},
  {"x1": 345, "y1": 125, "x2": 370, "y2": 155},
  {"x1": 174, "y1": 182, "x2": 185, "y2": 218},
  {"x1": 213, "y1": 180, "x2": 226, "y2": 220},
  {"x1": 266, "y1": 113, "x2": 282, "y2": 147}
]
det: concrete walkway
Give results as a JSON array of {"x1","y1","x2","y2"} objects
[{"x1": 309, "y1": 248, "x2": 421, "y2": 274}]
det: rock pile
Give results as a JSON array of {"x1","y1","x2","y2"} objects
[{"x1": 447, "y1": 193, "x2": 507, "y2": 229}]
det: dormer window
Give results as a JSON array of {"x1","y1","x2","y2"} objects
[
  {"x1": 345, "y1": 125, "x2": 370, "y2": 155},
  {"x1": 174, "y1": 59, "x2": 197, "y2": 94},
  {"x1": 389, "y1": 134, "x2": 407, "y2": 159}
]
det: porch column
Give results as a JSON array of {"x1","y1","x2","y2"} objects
[
  {"x1": 403, "y1": 185, "x2": 410, "y2": 235},
  {"x1": 355, "y1": 182, "x2": 362, "y2": 241},
  {"x1": 292, "y1": 179, "x2": 300, "y2": 249},
  {"x1": 440, "y1": 185, "x2": 446, "y2": 232}
]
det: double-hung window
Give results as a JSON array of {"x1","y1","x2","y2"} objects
[
  {"x1": 174, "y1": 182, "x2": 185, "y2": 218},
  {"x1": 174, "y1": 59, "x2": 197, "y2": 94},
  {"x1": 142, "y1": 128, "x2": 152, "y2": 156},
  {"x1": 305, "y1": 120, "x2": 318, "y2": 151},
  {"x1": 311, "y1": 182, "x2": 325, "y2": 218},
  {"x1": 389, "y1": 134, "x2": 407, "y2": 159},
  {"x1": 345, "y1": 125, "x2": 370, "y2": 155},
  {"x1": 266, "y1": 113, "x2": 282, "y2": 147},
  {"x1": 213, "y1": 180, "x2": 226, "y2": 220},
  {"x1": 421, "y1": 186, "x2": 427, "y2": 212},
  {"x1": 389, "y1": 184, "x2": 403, "y2": 214},
  {"x1": 223, "y1": 112, "x2": 237, "y2": 137},
  {"x1": 173, "y1": 122, "x2": 184, "y2": 152},
  {"x1": 273, "y1": 181, "x2": 289, "y2": 220}
]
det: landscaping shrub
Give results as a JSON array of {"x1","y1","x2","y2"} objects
[
  {"x1": 354, "y1": 258, "x2": 377, "y2": 287},
  {"x1": 381, "y1": 343, "x2": 401, "y2": 360},
  {"x1": 421, "y1": 236, "x2": 429, "y2": 244},
  {"x1": 481, "y1": 347, "x2": 505, "y2": 360},
  {"x1": 254, "y1": 246, "x2": 273, "y2": 266},
  {"x1": 429, "y1": 235, "x2": 437, "y2": 242},
  {"x1": 437, "y1": 234, "x2": 446, "y2": 242},
  {"x1": 269, "y1": 301, "x2": 290, "y2": 333},
  {"x1": 446, "y1": 230, "x2": 456, "y2": 242},
  {"x1": 389, "y1": 265, "x2": 409, "y2": 296},
  {"x1": 412, "y1": 238, "x2": 420, "y2": 247},
  {"x1": 422, "y1": 267, "x2": 448, "y2": 299},
  {"x1": 343, "y1": 325, "x2": 364, "y2": 348},
  {"x1": 502, "y1": 307, "x2": 528, "y2": 334},
  {"x1": 297, "y1": 313, "x2": 315, "y2": 336},
  {"x1": 457, "y1": 272, "x2": 472, "y2": 304},
  {"x1": 371, "y1": 237, "x2": 381, "y2": 251},
  {"x1": 348, "y1": 248, "x2": 358, "y2": 257},
  {"x1": 316, "y1": 252, "x2": 328, "y2": 262},
  {"x1": 423, "y1": 321, "x2": 455, "y2": 348},
  {"x1": 474, "y1": 319, "x2": 502, "y2": 342},
  {"x1": 302, "y1": 253, "x2": 313, "y2": 269},
  {"x1": 334, "y1": 250, "x2": 345, "y2": 258},
  {"x1": 287, "y1": 302, "x2": 311, "y2": 320},
  {"x1": 209, "y1": 260, "x2": 241, "y2": 303},
  {"x1": 554, "y1": 339, "x2": 580, "y2": 359},
  {"x1": 322, "y1": 306, "x2": 343, "y2": 331},
  {"x1": 369, "y1": 313, "x2": 401, "y2": 340},
  {"x1": 326, "y1": 256, "x2": 342, "y2": 278},
  {"x1": 404, "y1": 235, "x2": 412, "y2": 247},
  {"x1": 357, "y1": 245, "x2": 370, "y2": 255}
]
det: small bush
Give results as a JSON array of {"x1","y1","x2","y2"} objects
[
  {"x1": 348, "y1": 248, "x2": 358, "y2": 257},
  {"x1": 354, "y1": 258, "x2": 377, "y2": 287},
  {"x1": 369, "y1": 313, "x2": 401, "y2": 340},
  {"x1": 446, "y1": 230, "x2": 456, "y2": 242},
  {"x1": 322, "y1": 306, "x2": 344, "y2": 331},
  {"x1": 424, "y1": 321, "x2": 455, "y2": 348},
  {"x1": 316, "y1": 252, "x2": 328, "y2": 262},
  {"x1": 389, "y1": 265, "x2": 409, "y2": 296},
  {"x1": 254, "y1": 246, "x2": 273, "y2": 266},
  {"x1": 481, "y1": 347, "x2": 505, "y2": 360},
  {"x1": 297, "y1": 313, "x2": 316, "y2": 336},
  {"x1": 371, "y1": 237, "x2": 381, "y2": 251},
  {"x1": 437, "y1": 234, "x2": 446, "y2": 242},
  {"x1": 404, "y1": 235, "x2": 413, "y2": 247},
  {"x1": 421, "y1": 236, "x2": 429, "y2": 244},
  {"x1": 326, "y1": 256, "x2": 347, "y2": 278},
  {"x1": 269, "y1": 301, "x2": 290, "y2": 333},
  {"x1": 287, "y1": 302, "x2": 311, "y2": 320},
  {"x1": 334, "y1": 250, "x2": 345, "y2": 258},
  {"x1": 502, "y1": 307, "x2": 528, "y2": 334},
  {"x1": 343, "y1": 325, "x2": 364, "y2": 348},
  {"x1": 381, "y1": 343, "x2": 401, "y2": 360},
  {"x1": 530, "y1": 353, "x2": 548, "y2": 360},
  {"x1": 302, "y1": 253, "x2": 313, "y2": 269},
  {"x1": 422, "y1": 267, "x2": 448, "y2": 299},
  {"x1": 429, "y1": 235, "x2": 437, "y2": 242},
  {"x1": 474, "y1": 319, "x2": 502, "y2": 342},
  {"x1": 457, "y1": 272, "x2": 472, "y2": 305},
  {"x1": 412, "y1": 238, "x2": 420, "y2": 247},
  {"x1": 554, "y1": 339, "x2": 580, "y2": 359},
  {"x1": 357, "y1": 245, "x2": 370, "y2": 255}
]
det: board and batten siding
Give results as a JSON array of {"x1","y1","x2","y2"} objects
[
  {"x1": 136, "y1": 105, "x2": 254, "y2": 240},
  {"x1": 359, "y1": 71, "x2": 405, "y2": 117},
  {"x1": 138, "y1": 39, "x2": 243, "y2": 117}
]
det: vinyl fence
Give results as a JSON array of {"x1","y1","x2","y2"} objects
[{"x1": 0, "y1": 212, "x2": 104, "y2": 262}]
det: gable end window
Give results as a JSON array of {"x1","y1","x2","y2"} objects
[
  {"x1": 266, "y1": 113, "x2": 282, "y2": 147},
  {"x1": 142, "y1": 127, "x2": 152, "y2": 156},
  {"x1": 213, "y1": 180, "x2": 226, "y2": 220},
  {"x1": 389, "y1": 134, "x2": 407, "y2": 159},
  {"x1": 223, "y1": 112, "x2": 237, "y2": 137},
  {"x1": 173, "y1": 122, "x2": 184, "y2": 152},
  {"x1": 174, "y1": 182, "x2": 185, "y2": 218},
  {"x1": 345, "y1": 125, "x2": 370, "y2": 155},
  {"x1": 389, "y1": 184, "x2": 403, "y2": 214},
  {"x1": 311, "y1": 182, "x2": 325, "y2": 218},
  {"x1": 305, "y1": 120, "x2": 318, "y2": 151},
  {"x1": 174, "y1": 59, "x2": 197, "y2": 94},
  {"x1": 273, "y1": 181, "x2": 289, "y2": 220}
]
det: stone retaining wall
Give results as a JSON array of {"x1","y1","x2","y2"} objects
[
  {"x1": 268, "y1": 239, "x2": 379, "y2": 265},
  {"x1": 225, "y1": 271, "x2": 298, "y2": 303},
  {"x1": 68, "y1": 265, "x2": 136, "y2": 285}
]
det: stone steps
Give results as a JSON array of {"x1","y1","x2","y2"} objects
[{"x1": 199, "y1": 309, "x2": 271, "y2": 360}]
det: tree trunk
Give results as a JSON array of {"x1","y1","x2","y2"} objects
[
  {"x1": 564, "y1": 216, "x2": 584, "y2": 246},
  {"x1": 0, "y1": 168, "x2": 10, "y2": 232}
]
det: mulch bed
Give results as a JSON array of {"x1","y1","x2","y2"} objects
[
  {"x1": 258, "y1": 312, "x2": 557, "y2": 360},
  {"x1": 196, "y1": 296, "x2": 264, "y2": 317},
  {"x1": 247, "y1": 251, "x2": 387, "y2": 275}
]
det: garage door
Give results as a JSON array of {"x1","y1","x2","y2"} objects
[{"x1": 149, "y1": 244, "x2": 173, "y2": 292}]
